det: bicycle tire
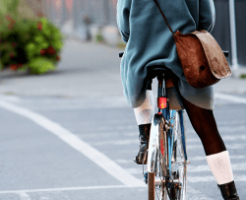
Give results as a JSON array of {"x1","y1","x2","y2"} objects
[
  {"x1": 148, "y1": 115, "x2": 169, "y2": 200},
  {"x1": 171, "y1": 110, "x2": 187, "y2": 200}
]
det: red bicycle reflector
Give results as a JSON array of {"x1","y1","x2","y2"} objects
[{"x1": 158, "y1": 97, "x2": 167, "y2": 109}]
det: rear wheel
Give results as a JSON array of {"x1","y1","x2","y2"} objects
[
  {"x1": 148, "y1": 116, "x2": 169, "y2": 200},
  {"x1": 171, "y1": 110, "x2": 187, "y2": 200}
]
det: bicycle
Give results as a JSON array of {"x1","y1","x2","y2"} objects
[{"x1": 119, "y1": 50, "x2": 229, "y2": 200}]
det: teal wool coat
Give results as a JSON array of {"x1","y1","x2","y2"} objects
[{"x1": 116, "y1": 0, "x2": 216, "y2": 109}]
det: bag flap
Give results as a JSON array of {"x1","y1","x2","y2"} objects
[{"x1": 191, "y1": 30, "x2": 231, "y2": 79}]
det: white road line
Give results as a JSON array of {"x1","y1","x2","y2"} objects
[
  {"x1": 116, "y1": 155, "x2": 245, "y2": 164},
  {"x1": 0, "y1": 100, "x2": 144, "y2": 187},
  {"x1": 115, "y1": 159, "x2": 133, "y2": 164},
  {"x1": 187, "y1": 126, "x2": 246, "y2": 134},
  {"x1": 90, "y1": 135, "x2": 246, "y2": 146},
  {"x1": 186, "y1": 186, "x2": 213, "y2": 200},
  {"x1": 235, "y1": 175, "x2": 246, "y2": 181},
  {"x1": 187, "y1": 144, "x2": 245, "y2": 150},
  {"x1": 187, "y1": 134, "x2": 246, "y2": 143},
  {"x1": 0, "y1": 185, "x2": 133, "y2": 194},
  {"x1": 125, "y1": 168, "x2": 141, "y2": 174},
  {"x1": 215, "y1": 93, "x2": 246, "y2": 104},
  {"x1": 220, "y1": 134, "x2": 246, "y2": 141},
  {"x1": 218, "y1": 126, "x2": 246, "y2": 133},
  {"x1": 188, "y1": 176, "x2": 216, "y2": 183},
  {"x1": 188, "y1": 163, "x2": 246, "y2": 172},
  {"x1": 17, "y1": 192, "x2": 31, "y2": 200},
  {"x1": 188, "y1": 155, "x2": 245, "y2": 161},
  {"x1": 78, "y1": 132, "x2": 137, "y2": 139},
  {"x1": 98, "y1": 125, "x2": 135, "y2": 131},
  {"x1": 188, "y1": 175, "x2": 246, "y2": 183},
  {"x1": 0, "y1": 95, "x2": 21, "y2": 103},
  {"x1": 217, "y1": 120, "x2": 245, "y2": 126},
  {"x1": 0, "y1": 185, "x2": 218, "y2": 200},
  {"x1": 91, "y1": 139, "x2": 139, "y2": 146}
]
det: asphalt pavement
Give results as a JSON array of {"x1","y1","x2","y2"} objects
[{"x1": 0, "y1": 37, "x2": 245, "y2": 200}]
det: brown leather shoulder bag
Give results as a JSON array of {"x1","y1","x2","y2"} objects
[{"x1": 153, "y1": 0, "x2": 231, "y2": 88}]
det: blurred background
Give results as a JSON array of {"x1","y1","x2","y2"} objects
[
  {"x1": 43, "y1": 0, "x2": 246, "y2": 69},
  {"x1": 0, "y1": 1, "x2": 245, "y2": 200},
  {"x1": 1, "y1": 0, "x2": 246, "y2": 75},
  {"x1": 41, "y1": 0, "x2": 246, "y2": 68}
]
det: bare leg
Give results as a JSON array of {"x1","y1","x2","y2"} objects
[
  {"x1": 179, "y1": 94, "x2": 226, "y2": 155},
  {"x1": 171, "y1": 75, "x2": 240, "y2": 199}
]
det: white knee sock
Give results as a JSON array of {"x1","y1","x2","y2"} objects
[
  {"x1": 134, "y1": 90, "x2": 154, "y2": 125},
  {"x1": 206, "y1": 151, "x2": 234, "y2": 185}
]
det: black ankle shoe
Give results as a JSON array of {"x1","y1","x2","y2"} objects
[
  {"x1": 218, "y1": 181, "x2": 240, "y2": 200},
  {"x1": 134, "y1": 124, "x2": 151, "y2": 165}
]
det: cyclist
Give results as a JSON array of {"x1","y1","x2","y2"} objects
[{"x1": 116, "y1": 0, "x2": 240, "y2": 199}]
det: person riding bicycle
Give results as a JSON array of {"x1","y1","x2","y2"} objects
[{"x1": 116, "y1": 0, "x2": 240, "y2": 199}]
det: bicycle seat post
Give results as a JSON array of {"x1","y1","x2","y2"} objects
[{"x1": 157, "y1": 74, "x2": 167, "y2": 113}]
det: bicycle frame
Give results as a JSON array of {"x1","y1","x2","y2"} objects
[{"x1": 147, "y1": 73, "x2": 188, "y2": 176}]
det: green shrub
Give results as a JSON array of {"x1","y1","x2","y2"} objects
[
  {"x1": 0, "y1": 5, "x2": 64, "y2": 74},
  {"x1": 27, "y1": 57, "x2": 56, "y2": 74},
  {"x1": 240, "y1": 73, "x2": 246, "y2": 79},
  {"x1": 95, "y1": 32, "x2": 105, "y2": 43}
]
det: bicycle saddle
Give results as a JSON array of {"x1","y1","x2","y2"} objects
[
  {"x1": 148, "y1": 66, "x2": 174, "y2": 88},
  {"x1": 148, "y1": 65, "x2": 170, "y2": 75}
]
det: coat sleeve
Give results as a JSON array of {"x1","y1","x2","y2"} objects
[
  {"x1": 116, "y1": 0, "x2": 131, "y2": 43},
  {"x1": 198, "y1": 0, "x2": 216, "y2": 33}
]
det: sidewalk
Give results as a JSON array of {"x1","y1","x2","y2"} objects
[
  {"x1": 0, "y1": 36, "x2": 245, "y2": 98},
  {"x1": 0, "y1": 37, "x2": 123, "y2": 98}
]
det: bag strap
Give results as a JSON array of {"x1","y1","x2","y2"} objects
[{"x1": 153, "y1": 0, "x2": 174, "y2": 35}]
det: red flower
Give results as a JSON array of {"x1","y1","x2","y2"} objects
[
  {"x1": 10, "y1": 64, "x2": 17, "y2": 71},
  {"x1": 56, "y1": 55, "x2": 60, "y2": 61},
  {"x1": 5, "y1": 14, "x2": 12, "y2": 21},
  {"x1": 7, "y1": 20, "x2": 16, "y2": 30},
  {"x1": 47, "y1": 46, "x2": 56, "y2": 55},
  {"x1": 37, "y1": 22, "x2": 42, "y2": 31},
  {"x1": 17, "y1": 63, "x2": 23, "y2": 68},
  {"x1": 9, "y1": 52, "x2": 15, "y2": 58},
  {"x1": 40, "y1": 49, "x2": 46, "y2": 55}
]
